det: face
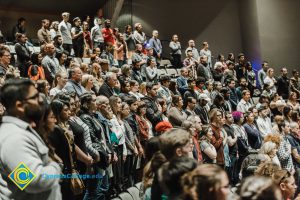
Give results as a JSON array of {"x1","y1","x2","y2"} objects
[
  {"x1": 60, "y1": 105, "x2": 71, "y2": 122},
  {"x1": 283, "y1": 124, "x2": 290, "y2": 134},
  {"x1": 282, "y1": 68, "x2": 288, "y2": 76},
  {"x1": 45, "y1": 81, "x2": 50, "y2": 95},
  {"x1": 46, "y1": 110, "x2": 57, "y2": 132},
  {"x1": 69, "y1": 97, "x2": 76, "y2": 115},
  {"x1": 129, "y1": 101, "x2": 138, "y2": 113},
  {"x1": 148, "y1": 85, "x2": 159, "y2": 97},
  {"x1": 73, "y1": 68, "x2": 82, "y2": 82},
  {"x1": 214, "y1": 111, "x2": 223, "y2": 124},
  {"x1": 0, "y1": 51, "x2": 11, "y2": 65},
  {"x1": 194, "y1": 116, "x2": 202, "y2": 131},
  {"x1": 98, "y1": 99, "x2": 110, "y2": 115},
  {"x1": 94, "y1": 48, "x2": 101, "y2": 56},
  {"x1": 89, "y1": 95, "x2": 97, "y2": 112},
  {"x1": 38, "y1": 54, "x2": 43, "y2": 63},
  {"x1": 281, "y1": 176, "x2": 297, "y2": 199},
  {"x1": 216, "y1": 83, "x2": 222, "y2": 91},
  {"x1": 123, "y1": 82, "x2": 131, "y2": 93},
  {"x1": 108, "y1": 74, "x2": 118, "y2": 88},
  {"x1": 189, "y1": 81, "x2": 196, "y2": 89},
  {"x1": 121, "y1": 104, "x2": 130, "y2": 117},
  {"x1": 228, "y1": 81, "x2": 235, "y2": 89},
  {"x1": 188, "y1": 99, "x2": 197, "y2": 110},
  {"x1": 63, "y1": 14, "x2": 70, "y2": 22},
  {"x1": 131, "y1": 82, "x2": 139, "y2": 92},
  {"x1": 240, "y1": 79, "x2": 248, "y2": 87},
  {"x1": 153, "y1": 31, "x2": 158, "y2": 37},
  {"x1": 23, "y1": 86, "x2": 43, "y2": 124},
  {"x1": 83, "y1": 22, "x2": 89, "y2": 30},
  {"x1": 269, "y1": 69, "x2": 274, "y2": 77},
  {"x1": 181, "y1": 69, "x2": 188, "y2": 77},
  {"x1": 189, "y1": 40, "x2": 195, "y2": 47},
  {"x1": 207, "y1": 83, "x2": 213, "y2": 90},
  {"x1": 247, "y1": 113, "x2": 255, "y2": 123},
  {"x1": 58, "y1": 73, "x2": 68, "y2": 86},
  {"x1": 239, "y1": 56, "x2": 245, "y2": 62},
  {"x1": 206, "y1": 128, "x2": 214, "y2": 140},
  {"x1": 243, "y1": 92, "x2": 251, "y2": 101},
  {"x1": 19, "y1": 34, "x2": 27, "y2": 43},
  {"x1": 215, "y1": 172, "x2": 230, "y2": 200},
  {"x1": 172, "y1": 35, "x2": 178, "y2": 41},
  {"x1": 57, "y1": 36, "x2": 63, "y2": 45},
  {"x1": 177, "y1": 97, "x2": 184, "y2": 108},
  {"x1": 60, "y1": 53, "x2": 67, "y2": 63},
  {"x1": 226, "y1": 114, "x2": 234, "y2": 124},
  {"x1": 87, "y1": 77, "x2": 94, "y2": 89},
  {"x1": 115, "y1": 98, "x2": 122, "y2": 112},
  {"x1": 43, "y1": 21, "x2": 50, "y2": 29}
]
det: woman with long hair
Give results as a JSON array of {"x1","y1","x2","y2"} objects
[
  {"x1": 55, "y1": 51, "x2": 68, "y2": 74},
  {"x1": 123, "y1": 25, "x2": 135, "y2": 59},
  {"x1": 287, "y1": 92, "x2": 300, "y2": 112},
  {"x1": 167, "y1": 95, "x2": 187, "y2": 127},
  {"x1": 182, "y1": 164, "x2": 230, "y2": 200},
  {"x1": 120, "y1": 102, "x2": 138, "y2": 188},
  {"x1": 36, "y1": 79, "x2": 51, "y2": 103},
  {"x1": 49, "y1": 98, "x2": 92, "y2": 200},
  {"x1": 28, "y1": 52, "x2": 45, "y2": 81},
  {"x1": 199, "y1": 126, "x2": 217, "y2": 164},
  {"x1": 109, "y1": 95, "x2": 127, "y2": 192}
]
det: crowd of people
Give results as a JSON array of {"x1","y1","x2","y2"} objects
[{"x1": 1, "y1": 8, "x2": 300, "y2": 200}]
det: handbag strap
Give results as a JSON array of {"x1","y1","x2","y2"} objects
[{"x1": 62, "y1": 127, "x2": 76, "y2": 170}]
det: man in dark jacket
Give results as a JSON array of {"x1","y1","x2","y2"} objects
[
  {"x1": 142, "y1": 82, "x2": 162, "y2": 134},
  {"x1": 277, "y1": 67, "x2": 290, "y2": 100},
  {"x1": 14, "y1": 33, "x2": 31, "y2": 77},
  {"x1": 98, "y1": 72, "x2": 117, "y2": 97}
]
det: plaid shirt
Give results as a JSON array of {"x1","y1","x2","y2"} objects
[{"x1": 277, "y1": 136, "x2": 294, "y2": 173}]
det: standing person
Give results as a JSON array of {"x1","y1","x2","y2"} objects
[
  {"x1": 91, "y1": 18, "x2": 104, "y2": 50},
  {"x1": 290, "y1": 70, "x2": 300, "y2": 98},
  {"x1": 58, "y1": 12, "x2": 73, "y2": 55},
  {"x1": 37, "y1": 19, "x2": 51, "y2": 45},
  {"x1": 71, "y1": 17, "x2": 84, "y2": 57},
  {"x1": 102, "y1": 19, "x2": 115, "y2": 45},
  {"x1": 243, "y1": 111, "x2": 263, "y2": 149},
  {"x1": 197, "y1": 55, "x2": 213, "y2": 82},
  {"x1": 246, "y1": 61, "x2": 257, "y2": 96},
  {"x1": 223, "y1": 112, "x2": 238, "y2": 184},
  {"x1": 12, "y1": 17, "x2": 26, "y2": 41},
  {"x1": 264, "y1": 68, "x2": 277, "y2": 94},
  {"x1": 148, "y1": 30, "x2": 162, "y2": 60},
  {"x1": 185, "y1": 40, "x2": 199, "y2": 61},
  {"x1": 42, "y1": 43, "x2": 59, "y2": 86},
  {"x1": 0, "y1": 79, "x2": 62, "y2": 200},
  {"x1": 142, "y1": 82, "x2": 163, "y2": 133},
  {"x1": 168, "y1": 95, "x2": 187, "y2": 127},
  {"x1": 258, "y1": 61, "x2": 269, "y2": 89},
  {"x1": 157, "y1": 75, "x2": 172, "y2": 110},
  {"x1": 145, "y1": 57, "x2": 158, "y2": 83},
  {"x1": 209, "y1": 108, "x2": 225, "y2": 167},
  {"x1": 237, "y1": 90, "x2": 252, "y2": 113},
  {"x1": 14, "y1": 33, "x2": 31, "y2": 77},
  {"x1": 124, "y1": 25, "x2": 135, "y2": 59},
  {"x1": 169, "y1": 34, "x2": 182, "y2": 68},
  {"x1": 177, "y1": 67, "x2": 189, "y2": 96},
  {"x1": 82, "y1": 21, "x2": 93, "y2": 57},
  {"x1": 199, "y1": 41, "x2": 212, "y2": 69},
  {"x1": 115, "y1": 34, "x2": 127, "y2": 67},
  {"x1": 277, "y1": 67, "x2": 290, "y2": 100},
  {"x1": 49, "y1": 21, "x2": 60, "y2": 40},
  {"x1": 133, "y1": 23, "x2": 146, "y2": 45}
]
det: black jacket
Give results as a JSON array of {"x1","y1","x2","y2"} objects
[
  {"x1": 142, "y1": 96, "x2": 162, "y2": 133},
  {"x1": 98, "y1": 82, "x2": 115, "y2": 98},
  {"x1": 277, "y1": 75, "x2": 290, "y2": 99}
]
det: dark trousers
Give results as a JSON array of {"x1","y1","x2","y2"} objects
[
  {"x1": 63, "y1": 44, "x2": 73, "y2": 56},
  {"x1": 111, "y1": 145, "x2": 124, "y2": 193},
  {"x1": 171, "y1": 54, "x2": 182, "y2": 69},
  {"x1": 228, "y1": 155, "x2": 239, "y2": 185}
]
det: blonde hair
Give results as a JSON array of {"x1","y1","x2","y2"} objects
[
  {"x1": 81, "y1": 74, "x2": 93, "y2": 87},
  {"x1": 260, "y1": 141, "x2": 277, "y2": 155}
]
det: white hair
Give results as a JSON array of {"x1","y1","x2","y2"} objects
[{"x1": 259, "y1": 141, "x2": 277, "y2": 155}]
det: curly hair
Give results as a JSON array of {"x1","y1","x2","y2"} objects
[{"x1": 263, "y1": 134, "x2": 282, "y2": 148}]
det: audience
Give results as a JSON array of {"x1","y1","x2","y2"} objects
[{"x1": 1, "y1": 11, "x2": 300, "y2": 200}]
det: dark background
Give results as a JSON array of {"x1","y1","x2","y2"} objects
[{"x1": 1, "y1": 0, "x2": 300, "y2": 72}]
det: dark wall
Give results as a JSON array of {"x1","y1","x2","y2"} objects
[
  {"x1": 128, "y1": 0, "x2": 243, "y2": 59},
  {"x1": 256, "y1": 0, "x2": 300, "y2": 72}
]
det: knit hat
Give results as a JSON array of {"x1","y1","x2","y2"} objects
[{"x1": 155, "y1": 121, "x2": 173, "y2": 133}]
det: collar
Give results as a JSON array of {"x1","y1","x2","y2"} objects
[{"x1": 2, "y1": 116, "x2": 30, "y2": 130}]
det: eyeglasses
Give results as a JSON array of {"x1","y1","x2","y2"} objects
[{"x1": 24, "y1": 93, "x2": 39, "y2": 101}]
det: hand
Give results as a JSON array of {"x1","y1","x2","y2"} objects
[
  {"x1": 123, "y1": 155, "x2": 127, "y2": 161},
  {"x1": 157, "y1": 104, "x2": 162, "y2": 112},
  {"x1": 133, "y1": 146, "x2": 139, "y2": 156},
  {"x1": 138, "y1": 147, "x2": 144, "y2": 157},
  {"x1": 113, "y1": 153, "x2": 118, "y2": 162},
  {"x1": 94, "y1": 155, "x2": 100, "y2": 162},
  {"x1": 86, "y1": 155, "x2": 94, "y2": 166}
]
